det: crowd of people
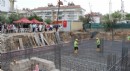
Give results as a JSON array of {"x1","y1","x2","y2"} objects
[{"x1": 0, "y1": 23, "x2": 62, "y2": 34}]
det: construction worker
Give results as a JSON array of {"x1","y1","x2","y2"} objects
[
  {"x1": 74, "y1": 39, "x2": 79, "y2": 54},
  {"x1": 96, "y1": 37, "x2": 101, "y2": 52},
  {"x1": 127, "y1": 36, "x2": 130, "y2": 41}
]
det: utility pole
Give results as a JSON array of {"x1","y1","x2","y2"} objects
[
  {"x1": 121, "y1": 0, "x2": 125, "y2": 21},
  {"x1": 109, "y1": 0, "x2": 113, "y2": 39},
  {"x1": 109, "y1": 0, "x2": 112, "y2": 20},
  {"x1": 88, "y1": 2, "x2": 93, "y2": 30},
  {"x1": 56, "y1": 0, "x2": 60, "y2": 27},
  {"x1": 55, "y1": 0, "x2": 63, "y2": 71},
  {"x1": 121, "y1": 0, "x2": 125, "y2": 44},
  {"x1": 9, "y1": 0, "x2": 16, "y2": 12},
  {"x1": 89, "y1": 2, "x2": 94, "y2": 23},
  {"x1": 109, "y1": 0, "x2": 114, "y2": 49}
]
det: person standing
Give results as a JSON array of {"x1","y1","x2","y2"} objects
[
  {"x1": 96, "y1": 37, "x2": 101, "y2": 52},
  {"x1": 0, "y1": 65, "x2": 3, "y2": 71},
  {"x1": 127, "y1": 35, "x2": 130, "y2": 40},
  {"x1": 34, "y1": 63, "x2": 39, "y2": 71},
  {"x1": 44, "y1": 25, "x2": 47, "y2": 32},
  {"x1": 29, "y1": 24, "x2": 32, "y2": 32},
  {"x1": 74, "y1": 39, "x2": 79, "y2": 54},
  {"x1": 39, "y1": 24, "x2": 42, "y2": 32},
  {"x1": 0, "y1": 23, "x2": 2, "y2": 33},
  {"x1": 32, "y1": 24, "x2": 36, "y2": 32}
]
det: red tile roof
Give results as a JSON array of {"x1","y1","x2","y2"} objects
[{"x1": 31, "y1": 5, "x2": 81, "y2": 11}]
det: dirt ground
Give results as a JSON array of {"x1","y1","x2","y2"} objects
[{"x1": 0, "y1": 30, "x2": 130, "y2": 53}]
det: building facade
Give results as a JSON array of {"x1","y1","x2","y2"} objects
[
  {"x1": 0, "y1": 0, "x2": 16, "y2": 13},
  {"x1": 86, "y1": 12, "x2": 102, "y2": 23},
  {"x1": 17, "y1": 5, "x2": 85, "y2": 21},
  {"x1": 16, "y1": 8, "x2": 34, "y2": 17}
]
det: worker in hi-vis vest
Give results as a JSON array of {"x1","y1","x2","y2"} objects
[
  {"x1": 127, "y1": 36, "x2": 130, "y2": 41},
  {"x1": 96, "y1": 37, "x2": 101, "y2": 52},
  {"x1": 74, "y1": 39, "x2": 79, "y2": 54}
]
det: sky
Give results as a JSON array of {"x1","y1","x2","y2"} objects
[{"x1": 15, "y1": 0, "x2": 130, "y2": 14}]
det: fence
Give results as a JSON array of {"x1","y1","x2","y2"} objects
[
  {"x1": 83, "y1": 23, "x2": 130, "y2": 29},
  {"x1": 107, "y1": 40, "x2": 129, "y2": 71},
  {"x1": 0, "y1": 39, "x2": 130, "y2": 71}
]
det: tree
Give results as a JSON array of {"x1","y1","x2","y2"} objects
[
  {"x1": 101, "y1": 14, "x2": 109, "y2": 23},
  {"x1": 28, "y1": 14, "x2": 43, "y2": 22},
  {"x1": 44, "y1": 19, "x2": 52, "y2": 24},
  {"x1": 8, "y1": 13, "x2": 21, "y2": 23},
  {"x1": 0, "y1": 14, "x2": 6, "y2": 23},
  {"x1": 79, "y1": 14, "x2": 93, "y2": 31},
  {"x1": 125, "y1": 13, "x2": 130, "y2": 20},
  {"x1": 111, "y1": 11, "x2": 121, "y2": 21},
  {"x1": 101, "y1": 11, "x2": 122, "y2": 24},
  {"x1": 79, "y1": 14, "x2": 92, "y2": 24},
  {"x1": 101, "y1": 13, "x2": 118, "y2": 32}
]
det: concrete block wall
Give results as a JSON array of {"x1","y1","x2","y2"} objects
[
  {"x1": 71, "y1": 22, "x2": 83, "y2": 31},
  {"x1": 10, "y1": 59, "x2": 31, "y2": 71},
  {"x1": 10, "y1": 57, "x2": 59, "y2": 71},
  {"x1": 31, "y1": 57, "x2": 59, "y2": 71}
]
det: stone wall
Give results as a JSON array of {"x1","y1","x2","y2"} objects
[{"x1": 10, "y1": 57, "x2": 59, "y2": 71}]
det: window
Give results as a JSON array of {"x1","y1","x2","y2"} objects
[
  {"x1": 58, "y1": 16, "x2": 62, "y2": 20},
  {"x1": 59, "y1": 12, "x2": 63, "y2": 15},
  {"x1": 68, "y1": 11, "x2": 74, "y2": 14},
  {"x1": 0, "y1": 0, "x2": 5, "y2": 7},
  {"x1": 46, "y1": 12, "x2": 51, "y2": 15},
  {"x1": 80, "y1": 11, "x2": 82, "y2": 14}
]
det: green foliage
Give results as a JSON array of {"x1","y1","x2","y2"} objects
[
  {"x1": 0, "y1": 14, "x2": 6, "y2": 23},
  {"x1": 28, "y1": 14, "x2": 43, "y2": 22},
  {"x1": 101, "y1": 14, "x2": 109, "y2": 23},
  {"x1": 44, "y1": 18, "x2": 52, "y2": 24},
  {"x1": 5, "y1": 18, "x2": 10, "y2": 24},
  {"x1": 101, "y1": 11, "x2": 121, "y2": 24},
  {"x1": 103, "y1": 20, "x2": 115, "y2": 32},
  {"x1": 79, "y1": 14, "x2": 92, "y2": 24},
  {"x1": 125, "y1": 13, "x2": 130, "y2": 20},
  {"x1": 101, "y1": 11, "x2": 122, "y2": 31},
  {"x1": 8, "y1": 13, "x2": 21, "y2": 23},
  {"x1": 111, "y1": 11, "x2": 121, "y2": 21}
]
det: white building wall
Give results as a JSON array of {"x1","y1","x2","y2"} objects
[
  {"x1": 31, "y1": 7, "x2": 85, "y2": 21},
  {"x1": 18, "y1": 6, "x2": 85, "y2": 22},
  {"x1": 93, "y1": 17, "x2": 100, "y2": 23},
  {"x1": 0, "y1": 0, "x2": 10, "y2": 12}
]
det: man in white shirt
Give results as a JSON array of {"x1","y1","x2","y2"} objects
[
  {"x1": 39, "y1": 24, "x2": 43, "y2": 32},
  {"x1": 32, "y1": 24, "x2": 36, "y2": 32}
]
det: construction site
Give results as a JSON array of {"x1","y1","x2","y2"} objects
[
  {"x1": 0, "y1": 30, "x2": 130, "y2": 71},
  {"x1": 0, "y1": 0, "x2": 130, "y2": 71}
]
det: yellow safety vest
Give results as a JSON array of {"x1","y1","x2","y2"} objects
[
  {"x1": 96, "y1": 39, "x2": 100, "y2": 45},
  {"x1": 74, "y1": 41, "x2": 78, "y2": 47},
  {"x1": 127, "y1": 36, "x2": 130, "y2": 40}
]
